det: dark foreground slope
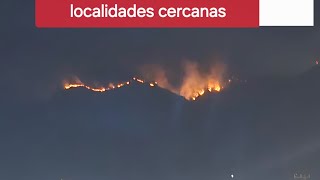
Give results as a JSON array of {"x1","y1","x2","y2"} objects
[{"x1": 0, "y1": 67, "x2": 319, "y2": 180}]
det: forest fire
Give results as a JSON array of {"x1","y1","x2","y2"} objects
[
  {"x1": 64, "y1": 76, "x2": 224, "y2": 101},
  {"x1": 63, "y1": 62, "x2": 230, "y2": 100}
]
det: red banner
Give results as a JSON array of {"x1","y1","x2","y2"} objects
[{"x1": 35, "y1": 0, "x2": 259, "y2": 28}]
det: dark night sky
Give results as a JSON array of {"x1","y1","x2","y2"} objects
[{"x1": 1, "y1": 0, "x2": 320, "y2": 180}]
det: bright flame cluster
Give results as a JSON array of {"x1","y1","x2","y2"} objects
[
  {"x1": 138, "y1": 61, "x2": 227, "y2": 100},
  {"x1": 188, "y1": 82, "x2": 222, "y2": 101},
  {"x1": 177, "y1": 78, "x2": 223, "y2": 101}
]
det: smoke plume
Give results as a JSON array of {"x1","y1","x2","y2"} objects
[{"x1": 140, "y1": 61, "x2": 227, "y2": 100}]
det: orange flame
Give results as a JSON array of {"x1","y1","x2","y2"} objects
[
  {"x1": 139, "y1": 61, "x2": 226, "y2": 100},
  {"x1": 63, "y1": 77, "x2": 158, "y2": 94}
]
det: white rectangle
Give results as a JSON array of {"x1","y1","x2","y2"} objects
[{"x1": 260, "y1": 0, "x2": 314, "y2": 26}]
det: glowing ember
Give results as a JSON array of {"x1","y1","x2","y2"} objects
[
  {"x1": 64, "y1": 78, "x2": 147, "y2": 93},
  {"x1": 64, "y1": 84, "x2": 85, "y2": 89},
  {"x1": 136, "y1": 79, "x2": 144, "y2": 83}
]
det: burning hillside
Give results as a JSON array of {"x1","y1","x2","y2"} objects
[
  {"x1": 138, "y1": 61, "x2": 228, "y2": 100},
  {"x1": 63, "y1": 62, "x2": 233, "y2": 100},
  {"x1": 64, "y1": 77, "x2": 155, "y2": 93},
  {"x1": 63, "y1": 76, "x2": 223, "y2": 101}
]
